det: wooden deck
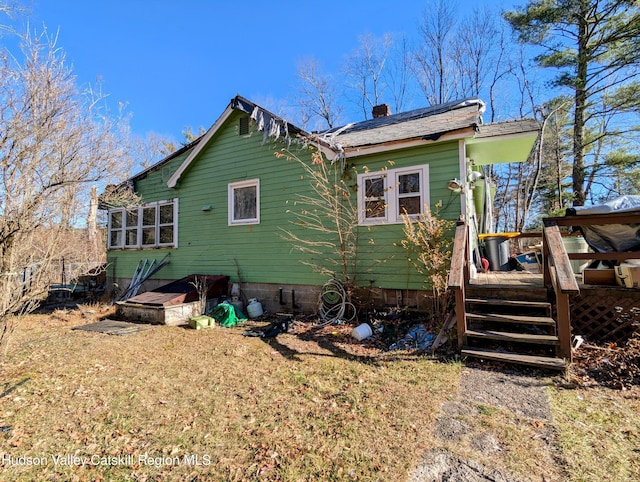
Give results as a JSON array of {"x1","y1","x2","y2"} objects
[
  {"x1": 450, "y1": 213, "x2": 640, "y2": 368},
  {"x1": 470, "y1": 271, "x2": 544, "y2": 289}
]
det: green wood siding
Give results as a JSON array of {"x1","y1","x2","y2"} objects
[
  {"x1": 108, "y1": 111, "x2": 462, "y2": 291},
  {"x1": 351, "y1": 141, "x2": 461, "y2": 290}
]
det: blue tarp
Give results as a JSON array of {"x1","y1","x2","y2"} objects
[{"x1": 389, "y1": 325, "x2": 436, "y2": 351}]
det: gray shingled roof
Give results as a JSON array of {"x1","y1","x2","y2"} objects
[
  {"x1": 322, "y1": 98, "x2": 484, "y2": 149},
  {"x1": 475, "y1": 119, "x2": 539, "y2": 138}
]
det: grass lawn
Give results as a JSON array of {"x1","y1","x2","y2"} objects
[
  {"x1": 0, "y1": 307, "x2": 461, "y2": 481},
  {"x1": 2, "y1": 305, "x2": 639, "y2": 481},
  {"x1": 549, "y1": 384, "x2": 640, "y2": 481}
]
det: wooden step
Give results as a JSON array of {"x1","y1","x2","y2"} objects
[
  {"x1": 462, "y1": 347, "x2": 566, "y2": 370},
  {"x1": 465, "y1": 329, "x2": 559, "y2": 345},
  {"x1": 466, "y1": 298, "x2": 551, "y2": 310},
  {"x1": 466, "y1": 312, "x2": 556, "y2": 326}
]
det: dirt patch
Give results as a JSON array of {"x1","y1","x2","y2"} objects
[
  {"x1": 459, "y1": 368, "x2": 553, "y2": 420},
  {"x1": 410, "y1": 367, "x2": 565, "y2": 482},
  {"x1": 408, "y1": 448, "x2": 516, "y2": 482}
]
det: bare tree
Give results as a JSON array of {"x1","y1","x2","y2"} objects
[
  {"x1": 343, "y1": 33, "x2": 394, "y2": 119},
  {"x1": 276, "y1": 146, "x2": 359, "y2": 291},
  {"x1": 0, "y1": 27, "x2": 135, "y2": 348},
  {"x1": 295, "y1": 57, "x2": 343, "y2": 130},
  {"x1": 382, "y1": 34, "x2": 414, "y2": 114},
  {"x1": 131, "y1": 132, "x2": 178, "y2": 170},
  {"x1": 453, "y1": 6, "x2": 499, "y2": 100},
  {"x1": 413, "y1": 0, "x2": 458, "y2": 105},
  {"x1": 414, "y1": 1, "x2": 514, "y2": 115}
]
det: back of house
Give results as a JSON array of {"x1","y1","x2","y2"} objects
[{"x1": 104, "y1": 95, "x2": 538, "y2": 313}]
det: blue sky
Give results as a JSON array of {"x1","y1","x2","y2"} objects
[{"x1": 24, "y1": 0, "x2": 518, "y2": 142}]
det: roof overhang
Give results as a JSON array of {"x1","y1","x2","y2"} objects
[
  {"x1": 341, "y1": 127, "x2": 477, "y2": 158},
  {"x1": 167, "y1": 96, "x2": 340, "y2": 188},
  {"x1": 465, "y1": 120, "x2": 539, "y2": 165}
]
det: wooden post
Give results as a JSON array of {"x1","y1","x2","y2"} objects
[
  {"x1": 448, "y1": 220, "x2": 468, "y2": 349},
  {"x1": 556, "y1": 292, "x2": 573, "y2": 361},
  {"x1": 542, "y1": 230, "x2": 551, "y2": 289},
  {"x1": 455, "y1": 288, "x2": 466, "y2": 349}
]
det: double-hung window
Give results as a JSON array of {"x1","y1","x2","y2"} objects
[
  {"x1": 228, "y1": 179, "x2": 260, "y2": 225},
  {"x1": 108, "y1": 199, "x2": 178, "y2": 249},
  {"x1": 357, "y1": 165, "x2": 429, "y2": 225}
]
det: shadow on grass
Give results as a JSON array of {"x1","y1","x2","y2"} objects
[
  {"x1": 245, "y1": 318, "x2": 453, "y2": 367},
  {"x1": 1, "y1": 377, "x2": 30, "y2": 399}
]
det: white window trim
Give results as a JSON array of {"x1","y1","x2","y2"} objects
[
  {"x1": 107, "y1": 210, "x2": 125, "y2": 249},
  {"x1": 228, "y1": 179, "x2": 260, "y2": 226},
  {"x1": 357, "y1": 165, "x2": 430, "y2": 225},
  {"x1": 108, "y1": 198, "x2": 178, "y2": 249}
]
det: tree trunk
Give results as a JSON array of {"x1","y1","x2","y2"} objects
[{"x1": 572, "y1": 1, "x2": 589, "y2": 206}]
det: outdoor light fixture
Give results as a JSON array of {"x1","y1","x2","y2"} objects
[
  {"x1": 468, "y1": 170, "x2": 483, "y2": 183},
  {"x1": 447, "y1": 178, "x2": 463, "y2": 192}
]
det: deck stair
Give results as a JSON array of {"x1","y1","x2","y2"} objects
[{"x1": 461, "y1": 297, "x2": 566, "y2": 370}]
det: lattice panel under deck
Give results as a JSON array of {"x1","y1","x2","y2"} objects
[{"x1": 570, "y1": 289, "x2": 640, "y2": 344}]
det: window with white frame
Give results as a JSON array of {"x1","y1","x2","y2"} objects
[
  {"x1": 228, "y1": 179, "x2": 260, "y2": 225},
  {"x1": 357, "y1": 165, "x2": 429, "y2": 225},
  {"x1": 108, "y1": 199, "x2": 178, "y2": 249}
]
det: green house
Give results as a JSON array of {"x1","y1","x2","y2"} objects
[{"x1": 105, "y1": 95, "x2": 538, "y2": 313}]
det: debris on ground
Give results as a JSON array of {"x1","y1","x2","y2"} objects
[
  {"x1": 71, "y1": 320, "x2": 151, "y2": 335},
  {"x1": 210, "y1": 301, "x2": 247, "y2": 327},
  {"x1": 389, "y1": 324, "x2": 436, "y2": 351},
  {"x1": 243, "y1": 318, "x2": 290, "y2": 338},
  {"x1": 570, "y1": 332, "x2": 640, "y2": 390},
  {"x1": 188, "y1": 315, "x2": 215, "y2": 330}
]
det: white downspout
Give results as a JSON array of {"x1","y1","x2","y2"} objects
[
  {"x1": 458, "y1": 140, "x2": 467, "y2": 216},
  {"x1": 459, "y1": 140, "x2": 478, "y2": 277}
]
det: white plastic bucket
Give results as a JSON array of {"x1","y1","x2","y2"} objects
[
  {"x1": 562, "y1": 236, "x2": 590, "y2": 274},
  {"x1": 351, "y1": 323, "x2": 373, "y2": 341},
  {"x1": 247, "y1": 298, "x2": 263, "y2": 318}
]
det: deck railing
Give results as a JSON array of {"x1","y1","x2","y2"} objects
[
  {"x1": 541, "y1": 223, "x2": 579, "y2": 360},
  {"x1": 449, "y1": 212, "x2": 640, "y2": 361},
  {"x1": 448, "y1": 219, "x2": 469, "y2": 349}
]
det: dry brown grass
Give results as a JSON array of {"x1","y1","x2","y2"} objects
[
  {"x1": 4, "y1": 305, "x2": 638, "y2": 481},
  {"x1": 0, "y1": 306, "x2": 461, "y2": 481},
  {"x1": 549, "y1": 385, "x2": 640, "y2": 481}
]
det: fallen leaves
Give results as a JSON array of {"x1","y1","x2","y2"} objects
[{"x1": 572, "y1": 332, "x2": 640, "y2": 389}]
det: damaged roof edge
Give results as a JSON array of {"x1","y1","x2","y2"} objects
[
  {"x1": 319, "y1": 97, "x2": 486, "y2": 139},
  {"x1": 231, "y1": 95, "x2": 340, "y2": 162},
  {"x1": 167, "y1": 95, "x2": 340, "y2": 189}
]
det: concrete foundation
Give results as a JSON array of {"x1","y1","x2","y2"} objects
[{"x1": 110, "y1": 278, "x2": 434, "y2": 316}]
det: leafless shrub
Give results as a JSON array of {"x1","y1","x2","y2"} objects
[{"x1": 0, "y1": 27, "x2": 135, "y2": 348}]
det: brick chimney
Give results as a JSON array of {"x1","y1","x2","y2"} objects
[{"x1": 372, "y1": 104, "x2": 392, "y2": 118}]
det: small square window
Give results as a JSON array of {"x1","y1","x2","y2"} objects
[{"x1": 229, "y1": 179, "x2": 260, "y2": 225}]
